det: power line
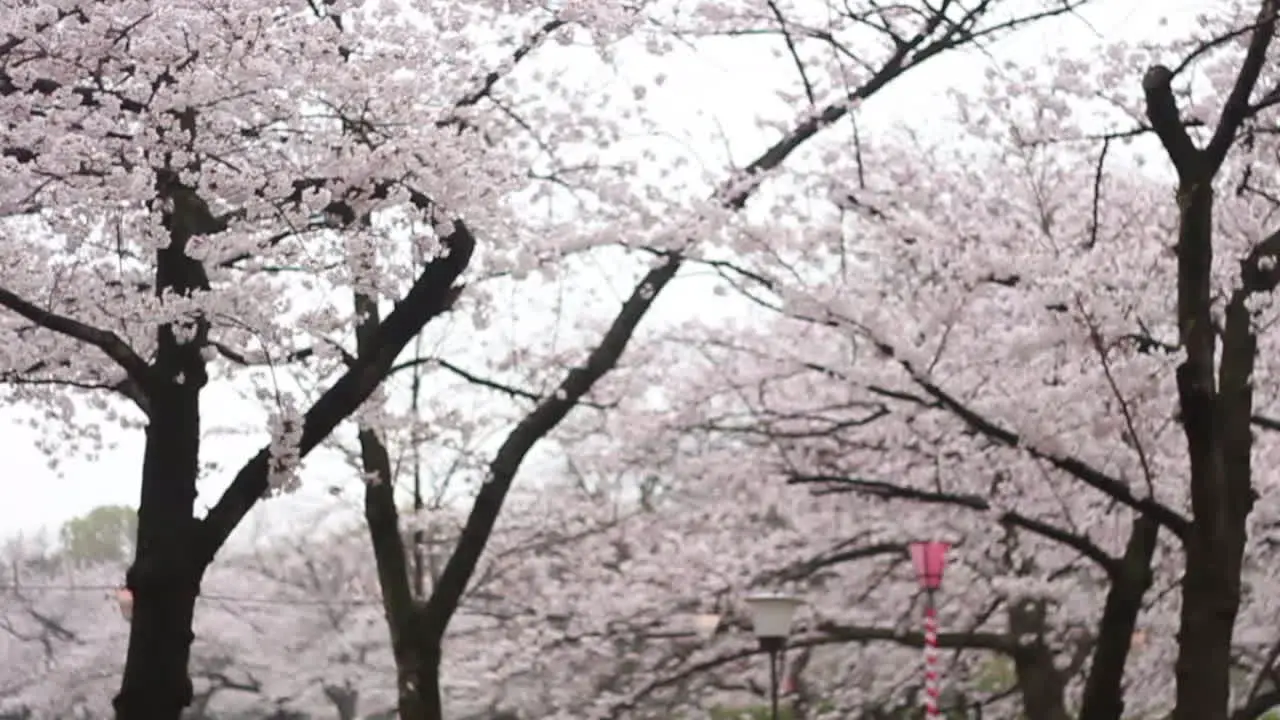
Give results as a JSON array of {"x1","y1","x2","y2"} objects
[{"x1": 0, "y1": 584, "x2": 382, "y2": 607}]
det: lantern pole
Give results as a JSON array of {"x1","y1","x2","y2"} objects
[
  {"x1": 910, "y1": 541, "x2": 949, "y2": 720},
  {"x1": 745, "y1": 593, "x2": 803, "y2": 720},
  {"x1": 923, "y1": 587, "x2": 940, "y2": 720}
]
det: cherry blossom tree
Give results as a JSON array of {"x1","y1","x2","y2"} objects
[
  {"x1": 2, "y1": 0, "x2": 1104, "y2": 718},
  {"x1": 0, "y1": 0, "x2": 562, "y2": 716},
  {"x1": 572, "y1": 2, "x2": 1280, "y2": 719},
  {"x1": 266, "y1": 0, "x2": 1096, "y2": 716}
]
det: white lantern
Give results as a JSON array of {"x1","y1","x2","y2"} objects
[{"x1": 744, "y1": 593, "x2": 803, "y2": 640}]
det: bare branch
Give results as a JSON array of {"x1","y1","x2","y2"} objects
[
  {"x1": 764, "y1": 0, "x2": 817, "y2": 105},
  {"x1": 1205, "y1": 1, "x2": 1278, "y2": 170},
  {"x1": 792, "y1": 474, "x2": 1122, "y2": 578},
  {"x1": 1077, "y1": 298, "x2": 1157, "y2": 497},
  {"x1": 1252, "y1": 414, "x2": 1280, "y2": 431},
  {"x1": 208, "y1": 340, "x2": 320, "y2": 367},
  {"x1": 602, "y1": 623, "x2": 1013, "y2": 719},
  {"x1": 443, "y1": 19, "x2": 568, "y2": 121}
]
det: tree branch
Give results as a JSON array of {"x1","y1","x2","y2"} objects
[
  {"x1": 815, "y1": 620, "x2": 1014, "y2": 652},
  {"x1": 763, "y1": 541, "x2": 906, "y2": 583},
  {"x1": 1231, "y1": 688, "x2": 1280, "y2": 720},
  {"x1": 0, "y1": 285, "x2": 152, "y2": 412},
  {"x1": 0, "y1": 371, "x2": 150, "y2": 416},
  {"x1": 1205, "y1": 0, "x2": 1278, "y2": 171},
  {"x1": 419, "y1": 253, "x2": 681, "y2": 645},
  {"x1": 602, "y1": 624, "x2": 1013, "y2": 720},
  {"x1": 792, "y1": 474, "x2": 1122, "y2": 578},
  {"x1": 1142, "y1": 65, "x2": 1201, "y2": 176},
  {"x1": 893, "y1": 360, "x2": 1191, "y2": 541},
  {"x1": 194, "y1": 218, "x2": 475, "y2": 566},
  {"x1": 1251, "y1": 414, "x2": 1280, "y2": 431},
  {"x1": 764, "y1": 0, "x2": 816, "y2": 105},
  {"x1": 208, "y1": 341, "x2": 318, "y2": 367},
  {"x1": 442, "y1": 18, "x2": 567, "y2": 122}
]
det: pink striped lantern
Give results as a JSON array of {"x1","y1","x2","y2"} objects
[{"x1": 910, "y1": 541, "x2": 949, "y2": 719}]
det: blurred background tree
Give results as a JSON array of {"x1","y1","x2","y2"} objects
[{"x1": 58, "y1": 504, "x2": 136, "y2": 565}]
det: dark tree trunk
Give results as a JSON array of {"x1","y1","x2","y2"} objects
[
  {"x1": 323, "y1": 682, "x2": 360, "y2": 720},
  {"x1": 110, "y1": 183, "x2": 474, "y2": 719},
  {"x1": 354, "y1": 289, "x2": 439, "y2": 720},
  {"x1": 1007, "y1": 601, "x2": 1071, "y2": 720},
  {"x1": 1077, "y1": 516, "x2": 1158, "y2": 720},
  {"x1": 353, "y1": 253, "x2": 681, "y2": 720},
  {"x1": 409, "y1": 638, "x2": 444, "y2": 720},
  {"x1": 1169, "y1": 180, "x2": 1244, "y2": 720},
  {"x1": 1142, "y1": 11, "x2": 1276, "y2": 713},
  {"x1": 113, "y1": 180, "x2": 212, "y2": 720},
  {"x1": 1168, "y1": 179, "x2": 1255, "y2": 720}
]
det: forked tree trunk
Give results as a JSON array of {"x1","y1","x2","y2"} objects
[
  {"x1": 353, "y1": 289, "x2": 441, "y2": 720},
  {"x1": 361, "y1": 420, "x2": 440, "y2": 720},
  {"x1": 1142, "y1": 9, "x2": 1276, "y2": 711},
  {"x1": 354, "y1": 254, "x2": 682, "y2": 718},
  {"x1": 1169, "y1": 179, "x2": 1255, "y2": 720},
  {"x1": 110, "y1": 185, "x2": 473, "y2": 719},
  {"x1": 360, "y1": 419, "x2": 447, "y2": 720}
]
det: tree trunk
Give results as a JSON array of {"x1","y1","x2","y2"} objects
[
  {"x1": 1169, "y1": 180, "x2": 1255, "y2": 720},
  {"x1": 1007, "y1": 600, "x2": 1071, "y2": 720},
  {"x1": 112, "y1": 553, "x2": 200, "y2": 719},
  {"x1": 362, "y1": 421, "x2": 440, "y2": 720},
  {"x1": 323, "y1": 682, "x2": 360, "y2": 720},
  {"x1": 409, "y1": 634, "x2": 444, "y2": 720},
  {"x1": 1141, "y1": 11, "x2": 1277, "y2": 711},
  {"x1": 113, "y1": 184, "x2": 211, "y2": 720},
  {"x1": 1077, "y1": 516, "x2": 1158, "y2": 720},
  {"x1": 353, "y1": 288, "x2": 442, "y2": 720},
  {"x1": 354, "y1": 259, "x2": 682, "y2": 718}
]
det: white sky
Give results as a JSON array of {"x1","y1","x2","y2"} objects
[{"x1": 0, "y1": 0, "x2": 1204, "y2": 544}]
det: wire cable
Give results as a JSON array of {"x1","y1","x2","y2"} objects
[{"x1": 0, "y1": 584, "x2": 382, "y2": 606}]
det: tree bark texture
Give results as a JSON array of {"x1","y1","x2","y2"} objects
[{"x1": 1141, "y1": 7, "x2": 1276, "y2": 712}]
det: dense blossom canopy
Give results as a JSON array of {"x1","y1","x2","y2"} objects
[{"x1": 9, "y1": 0, "x2": 1280, "y2": 719}]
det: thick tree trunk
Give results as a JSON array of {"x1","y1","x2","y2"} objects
[
  {"x1": 1077, "y1": 516, "x2": 1158, "y2": 720},
  {"x1": 410, "y1": 636, "x2": 444, "y2": 720},
  {"x1": 1174, "y1": 538, "x2": 1245, "y2": 720},
  {"x1": 113, "y1": 551, "x2": 200, "y2": 719},
  {"x1": 1141, "y1": 10, "x2": 1276, "y2": 712},
  {"x1": 1169, "y1": 181, "x2": 1255, "y2": 720},
  {"x1": 113, "y1": 185, "x2": 211, "y2": 720}
]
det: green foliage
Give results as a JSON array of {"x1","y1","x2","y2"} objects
[
  {"x1": 973, "y1": 656, "x2": 1016, "y2": 693},
  {"x1": 59, "y1": 504, "x2": 137, "y2": 564}
]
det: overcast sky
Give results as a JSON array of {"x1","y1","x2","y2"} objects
[{"x1": 0, "y1": 0, "x2": 1203, "y2": 544}]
